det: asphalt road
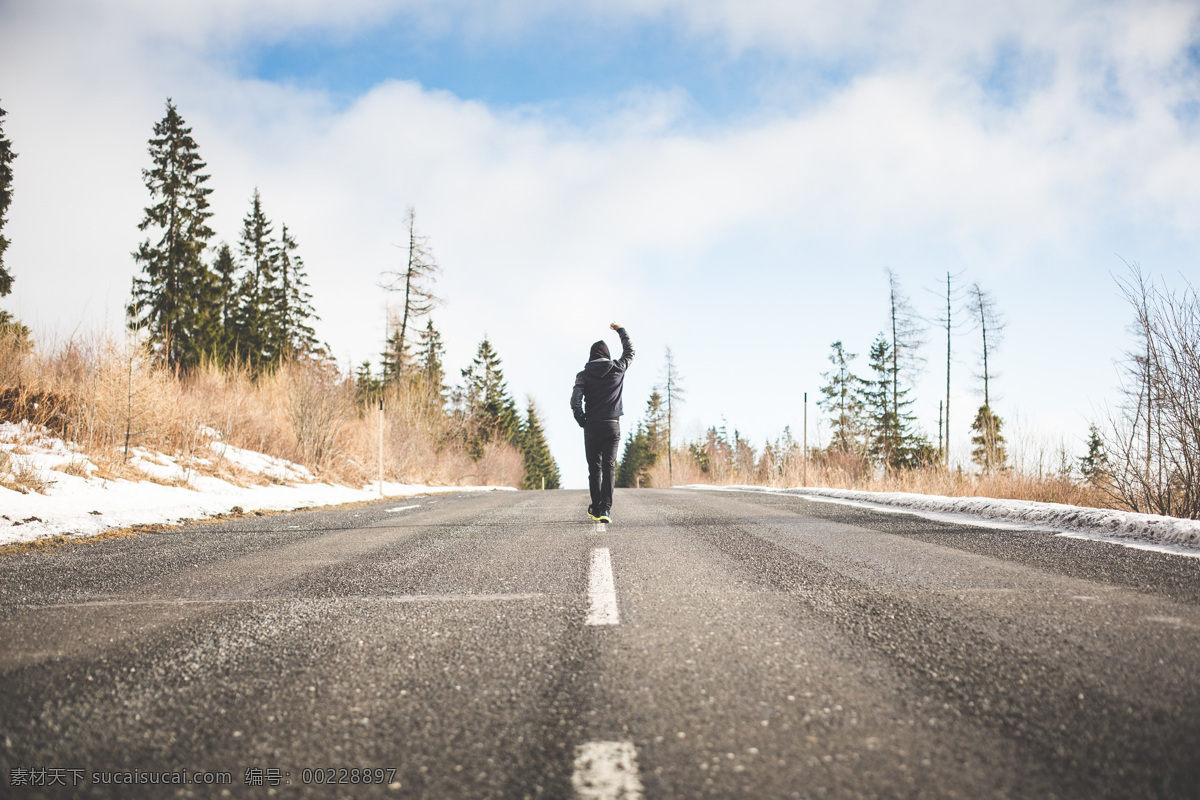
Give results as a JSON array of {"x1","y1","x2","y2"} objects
[{"x1": 2, "y1": 488, "x2": 1199, "y2": 799}]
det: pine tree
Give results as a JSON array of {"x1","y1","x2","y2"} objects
[
  {"x1": 354, "y1": 361, "x2": 383, "y2": 405},
  {"x1": 0, "y1": 102, "x2": 29, "y2": 345},
  {"x1": 818, "y1": 341, "x2": 864, "y2": 455},
  {"x1": 128, "y1": 99, "x2": 218, "y2": 370},
  {"x1": 275, "y1": 223, "x2": 319, "y2": 359},
  {"x1": 617, "y1": 391, "x2": 667, "y2": 487},
  {"x1": 970, "y1": 404, "x2": 1007, "y2": 473},
  {"x1": 520, "y1": 400, "x2": 560, "y2": 489},
  {"x1": 211, "y1": 242, "x2": 238, "y2": 362},
  {"x1": 459, "y1": 337, "x2": 520, "y2": 458},
  {"x1": 861, "y1": 333, "x2": 928, "y2": 469},
  {"x1": 233, "y1": 189, "x2": 280, "y2": 368},
  {"x1": 617, "y1": 424, "x2": 657, "y2": 488},
  {"x1": 413, "y1": 318, "x2": 447, "y2": 406},
  {"x1": 381, "y1": 206, "x2": 439, "y2": 381},
  {"x1": 0, "y1": 102, "x2": 15, "y2": 298},
  {"x1": 1079, "y1": 423, "x2": 1109, "y2": 486}
]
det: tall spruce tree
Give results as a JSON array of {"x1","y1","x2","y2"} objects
[
  {"x1": 818, "y1": 341, "x2": 864, "y2": 455},
  {"x1": 128, "y1": 99, "x2": 218, "y2": 370},
  {"x1": 460, "y1": 337, "x2": 520, "y2": 458},
  {"x1": 0, "y1": 103, "x2": 15, "y2": 299},
  {"x1": 275, "y1": 223, "x2": 319, "y2": 359},
  {"x1": 520, "y1": 400, "x2": 560, "y2": 489},
  {"x1": 233, "y1": 189, "x2": 280, "y2": 367}
]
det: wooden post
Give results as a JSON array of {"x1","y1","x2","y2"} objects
[
  {"x1": 378, "y1": 398, "x2": 384, "y2": 498},
  {"x1": 802, "y1": 391, "x2": 808, "y2": 487}
]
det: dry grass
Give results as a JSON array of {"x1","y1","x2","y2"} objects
[
  {"x1": 0, "y1": 332, "x2": 523, "y2": 489},
  {"x1": 650, "y1": 445, "x2": 1116, "y2": 510}
]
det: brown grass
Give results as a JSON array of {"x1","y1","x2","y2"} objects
[
  {"x1": 0, "y1": 332, "x2": 523, "y2": 490},
  {"x1": 648, "y1": 445, "x2": 1116, "y2": 510}
]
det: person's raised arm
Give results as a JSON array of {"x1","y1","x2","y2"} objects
[{"x1": 610, "y1": 322, "x2": 634, "y2": 370}]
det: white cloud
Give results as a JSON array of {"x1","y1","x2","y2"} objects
[{"x1": 2, "y1": 0, "x2": 1198, "y2": 487}]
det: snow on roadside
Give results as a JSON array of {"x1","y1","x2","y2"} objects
[
  {"x1": 0, "y1": 422, "x2": 512, "y2": 548},
  {"x1": 690, "y1": 485, "x2": 1200, "y2": 557}
]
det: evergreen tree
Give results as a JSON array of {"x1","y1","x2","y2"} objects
[
  {"x1": 1079, "y1": 423, "x2": 1109, "y2": 486},
  {"x1": 128, "y1": 99, "x2": 218, "y2": 370},
  {"x1": 275, "y1": 223, "x2": 319, "y2": 359},
  {"x1": 861, "y1": 333, "x2": 928, "y2": 469},
  {"x1": 617, "y1": 391, "x2": 667, "y2": 487},
  {"x1": 459, "y1": 337, "x2": 520, "y2": 457},
  {"x1": 0, "y1": 102, "x2": 29, "y2": 345},
  {"x1": 413, "y1": 318, "x2": 447, "y2": 406},
  {"x1": 970, "y1": 404, "x2": 1008, "y2": 473},
  {"x1": 381, "y1": 206, "x2": 439, "y2": 381},
  {"x1": 354, "y1": 361, "x2": 383, "y2": 405},
  {"x1": 616, "y1": 424, "x2": 657, "y2": 488},
  {"x1": 520, "y1": 400, "x2": 560, "y2": 489},
  {"x1": 0, "y1": 103, "x2": 15, "y2": 298},
  {"x1": 211, "y1": 242, "x2": 238, "y2": 362},
  {"x1": 818, "y1": 340, "x2": 864, "y2": 454},
  {"x1": 233, "y1": 189, "x2": 280, "y2": 367}
]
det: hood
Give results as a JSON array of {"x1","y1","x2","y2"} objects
[{"x1": 589, "y1": 340, "x2": 611, "y2": 361}]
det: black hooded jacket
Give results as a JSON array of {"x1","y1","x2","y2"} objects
[{"x1": 571, "y1": 327, "x2": 634, "y2": 427}]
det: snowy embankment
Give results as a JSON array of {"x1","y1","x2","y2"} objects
[
  {"x1": 0, "y1": 422, "x2": 510, "y2": 548},
  {"x1": 691, "y1": 485, "x2": 1200, "y2": 557}
]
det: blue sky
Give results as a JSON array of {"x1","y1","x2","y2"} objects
[{"x1": 2, "y1": 0, "x2": 1199, "y2": 489}]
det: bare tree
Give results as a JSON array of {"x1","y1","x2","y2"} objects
[
  {"x1": 659, "y1": 347, "x2": 686, "y2": 484},
  {"x1": 968, "y1": 283, "x2": 1004, "y2": 408},
  {"x1": 928, "y1": 270, "x2": 966, "y2": 465},
  {"x1": 885, "y1": 268, "x2": 926, "y2": 420},
  {"x1": 1104, "y1": 264, "x2": 1200, "y2": 518},
  {"x1": 381, "y1": 206, "x2": 439, "y2": 380},
  {"x1": 968, "y1": 282, "x2": 1006, "y2": 472}
]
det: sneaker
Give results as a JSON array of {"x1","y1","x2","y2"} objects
[
  {"x1": 597, "y1": 512, "x2": 611, "y2": 523},
  {"x1": 588, "y1": 505, "x2": 603, "y2": 522}
]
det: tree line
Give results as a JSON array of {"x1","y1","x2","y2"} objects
[{"x1": 617, "y1": 270, "x2": 1010, "y2": 487}]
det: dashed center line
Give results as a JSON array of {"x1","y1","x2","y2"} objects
[
  {"x1": 385, "y1": 505, "x2": 420, "y2": 513},
  {"x1": 572, "y1": 741, "x2": 644, "y2": 800},
  {"x1": 587, "y1": 547, "x2": 620, "y2": 626}
]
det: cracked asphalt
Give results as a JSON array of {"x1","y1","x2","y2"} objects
[{"x1": 1, "y1": 488, "x2": 1198, "y2": 799}]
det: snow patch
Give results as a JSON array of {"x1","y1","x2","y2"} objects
[
  {"x1": 689, "y1": 485, "x2": 1200, "y2": 558},
  {"x1": 0, "y1": 423, "x2": 513, "y2": 547}
]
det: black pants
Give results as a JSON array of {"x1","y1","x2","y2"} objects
[{"x1": 584, "y1": 420, "x2": 621, "y2": 514}]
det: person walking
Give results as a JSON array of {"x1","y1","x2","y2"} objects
[{"x1": 571, "y1": 322, "x2": 634, "y2": 522}]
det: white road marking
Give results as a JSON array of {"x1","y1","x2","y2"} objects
[
  {"x1": 572, "y1": 741, "x2": 645, "y2": 800},
  {"x1": 385, "y1": 505, "x2": 420, "y2": 513},
  {"x1": 587, "y1": 547, "x2": 620, "y2": 626}
]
